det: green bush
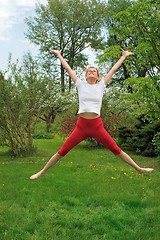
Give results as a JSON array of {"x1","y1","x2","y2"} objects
[
  {"x1": 119, "y1": 120, "x2": 160, "y2": 157},
  {"x1": 33, "y1": 129, "x2": 54, "y2": 139},
  {"x1": 0, "y1": 135, "x2": 6, "y2": 146},
  {"x1": 152, "y1": 132, "x2": 160, "y2": 157}
]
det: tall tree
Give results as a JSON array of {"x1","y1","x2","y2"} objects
[
  {"x1": 99, "y1": 0, "x2": 160, "y2": 156},
  {"x1": 25, "y1": 0, "x2": 108, "y2": 92},
  {"x1": 97, "y1": 0, "x2": 134, "y2": 85}
]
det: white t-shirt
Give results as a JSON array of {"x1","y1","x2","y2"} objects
[{"x1": 75, "y1": 78, "x2": 106, "y2": 115}]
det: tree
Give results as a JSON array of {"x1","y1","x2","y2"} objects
[
  {"x1": 99, "y1": 0, "x2": 160, "y2": 156},
  {"x1": 25, "y1": 0, "x2": 108, "y2": 92},
  {"x1": 0, "y1": 53, "x2": 76, "y2": 155},
  {"x1": 39, "y1": 85, "x2": 76, "y2": 132},
  {"x1": 106, "y1": 0, "x2": 160, "y2": 78},
  {"x1": 124, "y1": 76, "x2": 159, "y2": 120},
  {"x1": 0, "y1": 54, "x2": 50, "y2": 155},
  {"x1": 117, "y1": 76, "x2": 160, "y2": 157},
  {"x1": 97, "y1": 0, "x2": 134, "y2": 84},
  {"x1": 0, "y1": 69, "x2": 30, "y2": 155}
]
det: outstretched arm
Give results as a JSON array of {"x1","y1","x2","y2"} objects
[
  {"x1": 104, "y1": 49, "x2": 134, "y2": 85},
  {"x1": 49, "y1": 49, "x2": 77, "y2": 83}
]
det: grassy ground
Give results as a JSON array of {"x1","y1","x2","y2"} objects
[{"x1": 0, "y1": 137, "x2": 160, "y2": 240}]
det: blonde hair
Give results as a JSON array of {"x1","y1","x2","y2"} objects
[{"x1": 85, "y1": 66, "x2": 100, "y2": 78}]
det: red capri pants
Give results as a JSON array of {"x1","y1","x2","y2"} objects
[{"x1": 58, "y1": 116, "x2": 122, "y2": 156}]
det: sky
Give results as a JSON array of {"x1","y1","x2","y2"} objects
[
  {"x1": 0, "y1": 0, "x2": 96, "y2": 72},
  {"x1": 0, "y1": 0, "x2": 48, "y2": 71}
]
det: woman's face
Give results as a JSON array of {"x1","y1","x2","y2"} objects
[{"x1": 85, "y1": 67, "x2": 99, "y2": 81}]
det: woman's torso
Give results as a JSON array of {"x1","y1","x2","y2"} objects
[
  {"x1": 79, "y1": 112, "x2": 99, "y2": 119},
  {"x1": 76, "y1": 78, "x2": 106, "y2": 118}
]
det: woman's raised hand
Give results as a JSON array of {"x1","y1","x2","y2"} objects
[
  {"x1": 121, "y1": 48, "x2": 134, "y2": 57},
  {"x1": 49, "y1": 49, "x2": 62, "y2": 56}
]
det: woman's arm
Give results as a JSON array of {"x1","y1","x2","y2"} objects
[
  {"x1": 49, "y1": 49, "x2": 77, "y2": 83},
  {"x1": 104, "y1": 49, "x2": 134, "y2": 85}
]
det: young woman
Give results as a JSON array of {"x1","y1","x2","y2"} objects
[{"x1": 30, "y1": 49, "x2": 153, "y2": 180}]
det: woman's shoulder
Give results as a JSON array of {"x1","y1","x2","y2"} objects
[
  {"x1": 75, "y1": 78, "x2": 86, "y2": 86},
  {"x1": 97, "y1": 79, "x2": 106, "y2": 87}
]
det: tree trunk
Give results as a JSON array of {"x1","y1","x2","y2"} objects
[
  {"x1": 61, "y1": 64, "x2": 65, "y2": 93},
  {"x1": 46, "y1": 113, "x2": 56, "y2": 132},
  {"x1": 27, "y1": 124, "x2": 33, "y2": 149}
]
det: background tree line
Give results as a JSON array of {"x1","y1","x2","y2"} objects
[{"x1": 0, "y1": 0, "x2": 159, "y2": 157}]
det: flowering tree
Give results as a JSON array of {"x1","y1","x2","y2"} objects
[{"x1": 0, "y1": 53, "x2": 74, "y2": 156}]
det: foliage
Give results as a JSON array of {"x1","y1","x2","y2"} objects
[
  {"x1": 58, "y1": 102, "x2": 78, "y2": 136},
  {"x1": 119, "y1": 120, "x2": 160, "y2": 157},
  {"x1": 152, "y1": 132, "x2": 160, "y2": 157},
  {"x1": 99, "y1": 0, "x2": 160, "y2": 89},
  {"x1": 0, "y1": 54, "x2": 54, "y2": 155},
  {"x1": 101, "y1": 91, "x2": 125, "y2": 139},
  {"x1": 117, "y1": 76, "x2": 160, "y2": 157},
  {"x1": 25, "y1": 0, "x2": 108, "y2": 92},
  {"x1": 99, "y1": 0, "x2": 160, "y2": 157},
  {"x1": 98, "y1": 0, "x2": 135, "y2": 84},
  {"x1": 0, "y1": 55, "x2": 45, "y2": 155},
  {"x1": 2, "y1": 0, "x2": 160, "y2": 159},
  {"x1": 39, "y1": 86, "x2": 75, "y2": 132},
  {"x1": 108, "y1": 0, "x2": 160, "y2": 77},
  {"x1": 33, "y1": 129, "x2": 53, "y2": 139},
  {"x1": 123, "y1": 77, "x2": 160, "y2": 122}
]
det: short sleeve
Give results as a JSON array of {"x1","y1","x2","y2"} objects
[
  {"x1": 75, "y1": 78, "x2": 83, "y2": 88},
  {"x1": 98, "y1": 79, "x2": 106, "y2": 90}
]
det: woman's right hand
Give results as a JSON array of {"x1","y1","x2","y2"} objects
[{"x1": 49, "y1": 49, "x2": 62, "y2": 56}]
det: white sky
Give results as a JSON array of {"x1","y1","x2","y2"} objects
[{"x1": 0, "y1": 0, "x2": 48, "y2": 71}]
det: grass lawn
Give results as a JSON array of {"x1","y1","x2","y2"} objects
[{"x1": 0, "y1": 137, "x2": 160, "y2": 240}]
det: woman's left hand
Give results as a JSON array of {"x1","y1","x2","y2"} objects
[{"x1": 121, "y1": 48, "x2": 134, "y2": 57}]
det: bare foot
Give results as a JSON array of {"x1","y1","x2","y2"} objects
[
  {"x1": 137, "y1": 167, "x2": 154, "y2": 174},
  {"x1": 30, "y1": 171, "x2": 44, "y2": 180}
]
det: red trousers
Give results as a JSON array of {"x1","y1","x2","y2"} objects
[{"x1": 58, "y1": 116, "x2": 121, "y2": 156}]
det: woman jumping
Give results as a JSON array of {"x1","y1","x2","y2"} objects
[{"x1": 30, "y1": 49, "x2": 153, "y2": 180}]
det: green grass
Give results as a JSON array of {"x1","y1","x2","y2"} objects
[{"x1": 0, "y1": 137, "x2": 160, "y2": 240}]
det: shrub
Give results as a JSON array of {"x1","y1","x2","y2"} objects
[
  {"x1": 119, "y1": 120, "x2": 160, "y2": 157},
  {"x1": 58, "y1": 103, "x2": 78, "y2": 137},
  {"x1": 152, "y1": 132, "x2": 160, "y2": 157},
  {"x1": 33, "y1": 129, "x2": 54, "y2": 139}
]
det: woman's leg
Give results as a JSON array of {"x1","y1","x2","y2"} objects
[
  {"x1": 93, "y1": 120, "x2": 154, "y2": 173},
  {"x1": 118, "y1": 151, "x2": 154, "y2": 173},
  {"x1": 30, "y1": 153, "x2": 62, "y2": 180},
  {"x1": 30, "y1": 121, "x2": 87, "y2": 180},
  {"x1": 93, "y1": 122, "x2": 121, "y2": 155}
]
